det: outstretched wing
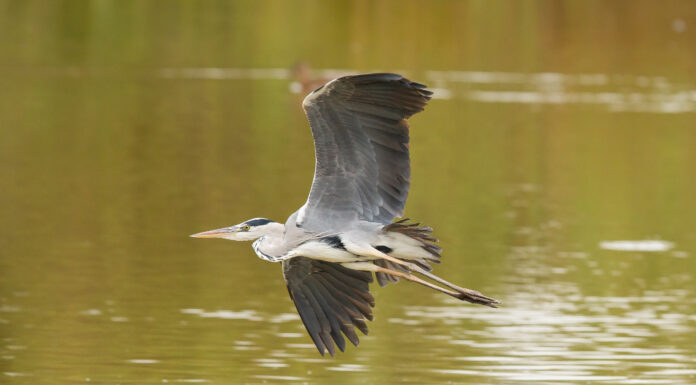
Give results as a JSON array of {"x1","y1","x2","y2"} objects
[
  {"x1": 298, "y1": 73, "x2": 432, "y2": 232},
  {"x1": 282, "y1": 257, "x2": 374, "y2": 356}
]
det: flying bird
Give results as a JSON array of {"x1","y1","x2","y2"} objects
[{"x1": 191, "y1": 73, "x2": 498, "y2": 356}]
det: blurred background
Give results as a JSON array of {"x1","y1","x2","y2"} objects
[{"x1": 1, "y1": 1, "x2": 695, "y2": 384}]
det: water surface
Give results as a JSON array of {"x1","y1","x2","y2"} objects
[{"x1": 1, "y1": 1, "x2": 696, "y2": 384}]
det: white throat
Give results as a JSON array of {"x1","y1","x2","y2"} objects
[
  {"x1": 253, "y1": 237, "x2": 276, "y2": 262},
  {"x1": 250, "y1": 222, "x2": 286, "y2": 262}
]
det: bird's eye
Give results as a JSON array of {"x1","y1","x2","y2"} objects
[{"x1": 242, "y1": 225, "x2": 250, "y2": 231}]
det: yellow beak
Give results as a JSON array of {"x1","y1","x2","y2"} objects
[{"x1": 190, "y1": 227, "x2": 236, "y2": 238}]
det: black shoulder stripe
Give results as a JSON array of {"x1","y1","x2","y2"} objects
[
  {"x1": 322, "y1": 236, "x2": 346, "y2": 250},
  {"x1": 375, "y1": 245, "x2": 393, "y2": 253}
]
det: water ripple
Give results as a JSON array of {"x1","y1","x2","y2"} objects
[{"x1": 403, "y1": 284, "x2": 695, "y2": 384}]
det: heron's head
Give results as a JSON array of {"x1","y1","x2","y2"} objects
[{"x1": 190, "y1": 218, "x2": 283, "y2": 241}]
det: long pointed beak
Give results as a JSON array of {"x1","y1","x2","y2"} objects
[{"x1": 190, "y1": 226, "x2": 236, "y2": 238}]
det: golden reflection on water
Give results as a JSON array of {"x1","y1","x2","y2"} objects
[{"x1": 2, "y1": 1, "x2": 696, "y2": 384}]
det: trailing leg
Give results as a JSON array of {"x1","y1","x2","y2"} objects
[
  {"x1": 409, "y1": 265, "x2": 499, "y2": 306},
  {"x1": 341, "y1": 262, "x2": 497, "y2": 306}
]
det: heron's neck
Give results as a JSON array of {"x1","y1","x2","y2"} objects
[
  {"x1": 259, "y1": 222, "x2": 285, "y2": 239},
  {"x1": 252, "y1": 223, "x2": 286, "y2": 262}
]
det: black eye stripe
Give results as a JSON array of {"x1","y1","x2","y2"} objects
[{"x1": 244, "y1": 218, "x2": 272, "y2": 227}]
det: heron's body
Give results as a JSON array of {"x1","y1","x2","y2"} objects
[
  {"x1": 192, "y1": 73, "x2": 498, "y2": 356},
  {"x1": 252, "y1": 218, "x2": 439, "y2": 265}
]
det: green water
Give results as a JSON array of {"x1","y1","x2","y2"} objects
[{"x1": 1, "y1": 1, "x2": 696, "y2": 384}]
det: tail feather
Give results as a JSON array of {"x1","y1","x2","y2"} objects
[
  {"x1": 383, "y1": 218, "x2": 442, "y2": 259},
  {"x1": 373, "y1": 218, "x2": 442, "y2": 285}
]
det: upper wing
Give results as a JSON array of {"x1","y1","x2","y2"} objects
[
  {"x1": 298, "y1": 73, "x2": 432, "y2": 232},
  {"x1": 282, "y1": 257, "x2": 374, "y2": 356}
]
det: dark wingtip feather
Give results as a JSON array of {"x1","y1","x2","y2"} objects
[
  {"x1": 354, "y1": 318, "x2": 369, "y2": 335},
  {"x1": 341, "y1": 324, "x2": 360, "y2": 347},
  {"x1": 335, "y1": 72, "x2": 432, "y2": 116},
  {"x1": 283, "y1": 257, "x2": 375, "y2": 356}
]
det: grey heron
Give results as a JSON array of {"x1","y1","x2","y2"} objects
[{"x1": 191, "y1": 73, "x2": 499, "y2": 356}]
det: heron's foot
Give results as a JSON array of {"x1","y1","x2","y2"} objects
[
  {"x1": 407, "y1": 265, "x2": 500, "y2": 307},
  {"x1": 455, "y1": 288, "x2": 500, "y2": 308}
]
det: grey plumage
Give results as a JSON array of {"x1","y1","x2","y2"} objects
[
  {"x1": 297, "y1": 73, "x2": 432, "y2": 231},
  {"x1": 191, "y1": 73, "x2": 498, "y2": 357},
  {"x1": 284, "y1": 74, "x2": 434, "y2": 354}
]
